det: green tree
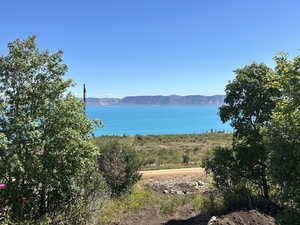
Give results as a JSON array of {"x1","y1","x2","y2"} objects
[
  {"x1": 266, "y1": 53, "x2": 300, "y2": 222},
  {"x1": 220, "y1": 63, "x2": 279, "y2": 141},
  {"x1": 0, "y1": 36, "x2": 102, "y2": 221},
  {"x1": 98, "y1": 140, "x2": 143, "y2": 197},
  {"x1": 210, "y1": 63, "x2": 280, "y2": 199}
]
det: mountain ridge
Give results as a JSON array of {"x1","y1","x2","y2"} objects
[{"x1": 86, "y1": 95, "x2": 225, "y2": 106}]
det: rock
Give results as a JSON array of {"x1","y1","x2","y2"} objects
[
  {"x1": 145, "y1": 175, "x2": 208, "y2": 195},
  {"x1": 170, "y1": 189, "x2": 176, "y2": 194},
  {"x1": 208, "y1": 216, "x2": 218, "y2": 225},
  {"x1": 176, "y1": 190, "x2": 184, "y2": 195},
  {"x1": 193, "y1": 182, "x2": 199, "y2": 186},
  {"x1": 197, "y1": 180, "x2": 205, "y2": 186},
  {"x1": 163, "y1": 190, "x2": 169, "y2": 194}
]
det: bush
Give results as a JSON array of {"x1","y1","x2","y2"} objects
[
  {"x1": 120, "y1": 188, "x2": 155, "y2": 211},
  {"x1": 192, "y1": 192, "x2": 222, "y2": 216},
  {"x1": 220, "y1": 186, "x2": 261, "y2": 213},
  {"x1": 192, "y1": 194, "x2": 206, "y2": 212},
  {"x1": 98, "y1": 187, "x2": 157, "y2": 225},
  {"x1": 160, "y1": 198, "x2": 180, "y2": 215},
  {"x1": 98, "y1": 141, "x2": 143, "y2": 197},
  {"x1": 265, "y1": 53, "x2": 300, "y2": 223},
  {"x1": 182, "y1": 154, "x2": 190, "y2": 164},
  {"x1": 202, "y1": 147, "x2": 238, "y2": 191},
  {"x1": 0, "y1": 36, "x2": 103, "y2": 222},
  {"x1": 276, "y1": 208, "x2": 300, "y2": 225}
]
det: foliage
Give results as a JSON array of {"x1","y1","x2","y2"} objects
[
  {"x1": 182, "y1": 154, "x2": 190, "y2": 164},
  {"x1": 221, "y1": 187, "x2": 268, "y2": 214},
  {"x1": 98, "y1": 186, "x2": 158, "y2": 225},
  {"x1": 204, "y1": 63, "x2": 280, "y2": 202},
  {"x1": 98, "y1": 140, "x2": 143, "y2": 197},
  {"x1": 219, "y1": 62, "x2": 279, "y2": 141},
  {"x1": 0, "y1": 36, "x2": 103, "y2": 222},
  {"x1": 204, "y1": 54, "x2": 300, "y2": 224},
  {"x1": 191, "y1": 192, "x2": 223, "y2": 216},
  {"x1": 159, "y1": 198, "x2": 180, "y2": 215},
  {"x1": 202, "y1": 147, "x2": 238, "y2": 190},
  {"x1": 158, "y1": 194, "x2": 190, "y2": 215},
  {"x1": 192, "y1": 194, "x2": 206, "y2": 212},
  {"x1": 276, "y1": 208, "x2": 300, "y2": 225},
  {"x1": 120, "y1": 187, "x2": 154, "y2": 211},
  {"x1": 265, "y1": 53, "x2": 300, "y2": 222}
]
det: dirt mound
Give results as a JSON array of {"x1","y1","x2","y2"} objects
[{"x1": 208, "y1": 210, "x2": 276, "y2": 225}]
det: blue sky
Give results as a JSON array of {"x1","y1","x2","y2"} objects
[{"x1": 1, "y1": 0, "x2": 300, "y2": 98}]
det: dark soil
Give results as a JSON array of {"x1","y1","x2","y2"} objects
[
  {"x1": 207, "y1": 210, "x2": 276, "y2": 225},
  {"x1": 110, "y1": 210, "x2": 276, "y2": 225}
]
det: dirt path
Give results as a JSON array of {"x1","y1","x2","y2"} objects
[{"x1": 141, "y1": 167, "x2": 205, "y2": 178}]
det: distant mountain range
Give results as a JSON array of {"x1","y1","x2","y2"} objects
[{"x1": 85, "y1": 95, "x2": 225, "y2": 106}]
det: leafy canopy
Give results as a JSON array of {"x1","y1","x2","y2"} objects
[
  {"x1": 266, "y1": 53, "x2": 300, "y2": 218},
  {"x1": 204, "y1": 63, "x2": 281, "y2": 202},
  {"x1": 220, "y1": 62, "x2": 280, "y2": 142},
  {"x1": 0, "y1": 36, "x2": 101, "y2": 220}
]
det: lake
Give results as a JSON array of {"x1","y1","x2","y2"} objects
[{"x1": 87, "y1": 106, "x2": 232, "y2": 136}]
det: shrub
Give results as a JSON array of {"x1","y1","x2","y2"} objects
[
  {"x1": 276, "y1": 208, "x2": 300, "y2": 225},
  {"x1": 120, "y1": 188, "x2": 155, "y2": 211},
  {"x1": 192, "y1": 194, "x2": 205, "y2": 212},
  {"x1": 98, "y1": 187, "x2": 157, "y2": 225},
  {"x1": 160, "y1": 198, "x2": 180, "y2": 215},
  {"x1": 265, "y1": 53, "x2": 300, "y2": 223},
  {"x1": 202, "y1": 147, "x2": 238, "y2": 191},
  {"x1": 98, "y1": 141, "x2": 143, "y2": 197},
  {"x1": 192, "y1": 192, "x2": 222, "y2": 216},
  {"x1": 182, "y1": 154, "x2": 190, "y2": 164},
  {"x1": 0, "y1": 36, "x2": 103, "y2": 222},
  {"x1": 220, "y1": 186, "x2": 258, "y2": 213}
]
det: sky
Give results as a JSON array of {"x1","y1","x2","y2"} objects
[{"x1": 1, "y1": 0, "x2": 300, "y2": 98}]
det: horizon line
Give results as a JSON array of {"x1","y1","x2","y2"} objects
[{"x1": 84, "y1": 94, "x2": 226, "y2": 99}]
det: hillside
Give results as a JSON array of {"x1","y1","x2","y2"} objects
[{"x1": 86, "y1": 95, "x2": 225, "y2": 106}]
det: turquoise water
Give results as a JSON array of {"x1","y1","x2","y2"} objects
[{"x1": 87, "y1": 106, "x2": 232, "y2": 136}]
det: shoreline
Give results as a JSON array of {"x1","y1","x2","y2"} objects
[{"x1": 95, "y1": 130, "x2": 232, "y2": 137}]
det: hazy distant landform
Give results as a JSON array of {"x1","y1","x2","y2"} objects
[{"x1": 86, "y1": 95, "x2": 225, "y2": 106}]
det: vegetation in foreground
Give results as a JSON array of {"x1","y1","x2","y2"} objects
[
  {"x1": 0, "y1": 37, "x2": 144, "y2": 225},
  {"x1": 96, "y1": 184, "x2": 218, "y2": 225},
  {"x1": 0, "y1": 36, "x2": 106, "y2": 224},
  {"x1": 203, "y1": 56, "x2": 300, "y2": 224}
]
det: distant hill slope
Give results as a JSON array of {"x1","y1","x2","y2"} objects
[{"x1": 86, "y1": 95, "x2": 225, "y2": 106}]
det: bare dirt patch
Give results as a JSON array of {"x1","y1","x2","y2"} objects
[
  {"x1": 141, "y1": 168, "x2": 205, "y2": 178},
  {"x1": 141, "y1": 168, "x2": 209, "y2": 195}
]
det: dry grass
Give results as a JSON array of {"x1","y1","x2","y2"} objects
[{"x1": 95, "y1": 132, "x2": 232, "y2": 170}]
